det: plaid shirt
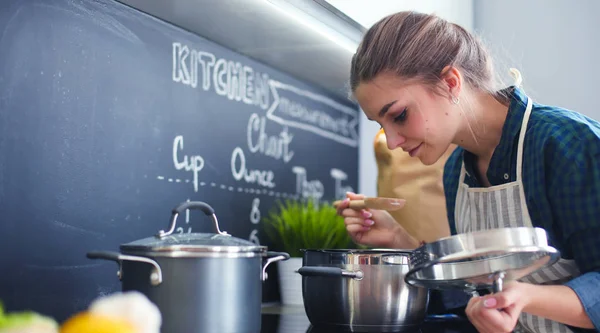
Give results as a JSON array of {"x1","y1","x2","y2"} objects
[{"x1": 443, "y1": 86, "x2": 600, "y2": 330}]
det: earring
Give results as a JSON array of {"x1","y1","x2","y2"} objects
[{"x1": 452, "y1": 96, "x2": 460, "y2": 105}]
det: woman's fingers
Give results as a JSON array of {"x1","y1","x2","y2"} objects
[
  {"x1": 335, "y1": 198, "x2": 349, "y2": 215},
  {"x1": 346, "y1": 191, "x2": 365, "y2": 200},
  {"x1": 346, "y1": 223, "x2": 371, "y2": 234},
  {"x1": 340, "y1": 208, "x2": 370, "y2": 218},
  {"x1": 344, "y1": 217, "x2": 374, "y2": 227},
  {"x1": 336, "y1": 192, "x2": 368, "y2": 216},
  {"x1": 341, "y1": 208, "x2": 374, "y2": 227},
  {"x1": 340, "y1": 208, "x2": 361, "y2": 217}
]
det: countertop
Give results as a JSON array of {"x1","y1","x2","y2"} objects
[{"x1": 259, "y1": 304, "x2": 478, "y2": 333}]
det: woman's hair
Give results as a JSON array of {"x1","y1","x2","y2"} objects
[{"x1": 350, "y1": 11, "x2": 508, "y2": 102}]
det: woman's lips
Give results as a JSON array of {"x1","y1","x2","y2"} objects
[{"x1": 408, "y1": 143, "x2": 423, "y2": 157}]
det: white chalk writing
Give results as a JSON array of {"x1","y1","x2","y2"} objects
[
  {"x1": 279, "y1": 97, "x2": 352, "y2": 137},
  {"x1": 247, "y1": 113, "x2": 294, "y2": 163},
  {"x1": 292, "y1": 166, "x2": 324, "y2": 201},
  {"x1": 173, "y1": 42, "x2": 270, "y2": 110},
  {"x1": 250, "y1": 198, "x2": 261, "y2": 224},
  {"x1": 249, "y1": 229, "x2": 260, "y2": 245},
  {"x1": 172, "y1": 135, "x2": 205, "y2": 192},
  {"x1": 231, "y1": 147, "x2": 276, "y2": 188},
  {"x1": 267, "y1": 80, "x2": 359, "y2": 147},
  {"x1": 331, "y1": 168, "x2": 354, "y2": 199}
]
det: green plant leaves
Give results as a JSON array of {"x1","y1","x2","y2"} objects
[{"x1": 262, "y1": 199, "x2": 356, "y2": 257}]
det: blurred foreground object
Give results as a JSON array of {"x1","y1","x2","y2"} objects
[
  {"x1": 60, "y1": 291, "x2": 161, "y2": 333},
  {"x1": 0, "y1": 302, "x2": 58, "y2": 333},
  {"x1": 374, "y1": 129, "x2": 455, "y2": 242}
]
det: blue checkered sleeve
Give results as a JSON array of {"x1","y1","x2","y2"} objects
[
  {"x1": 549, "y1": 136, "x2": 600, "y2": 330},
  {"x1": 547, "y1": 136, "x2": 600, "y2": 274}
]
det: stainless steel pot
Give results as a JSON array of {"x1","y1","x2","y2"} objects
[
  {"x1": 87, "y1": 201, "x2": 289, "y2": 333},
  {"x1": 297, "y1": 249, "x2": 429, "y2": 332}
]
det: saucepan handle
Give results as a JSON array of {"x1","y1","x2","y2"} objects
[
  {"x1": 461, "y1": 271, "x2": 506, "y2": 298},
  {"x1": 297, "y1": 266, "x2": 364, "y2": 280},
  {"x1": 262, "y1": 251, "x2": 290, "y2": 281},
  {"x1": 492, "y1": 271, "x2": 506, "y2": 293},
  {"x1": 87, "y1": 251, "x2": 163, "y2": 286}
]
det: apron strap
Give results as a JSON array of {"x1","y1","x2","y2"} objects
[
  {"x1": 458, "y1": 162, "x2": 467, "y2": 185},
  {"x1": 516, "y1": 97, "x2": 533, "y2": 182}
]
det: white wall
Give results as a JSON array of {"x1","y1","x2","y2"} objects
[
  {"x1": 473, "y1": 0, "x2": 600, "y2": 121},
  {"x1": 326, "y1": 0, "x2": 474, "y2": 196}
]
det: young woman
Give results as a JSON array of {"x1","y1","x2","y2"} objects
[{"x1": 337, "y1": 11, "x2": 600, "y2": 333}]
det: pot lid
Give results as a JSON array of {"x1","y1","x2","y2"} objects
[
  {"x1": 404, "y1": 227, "x2": 560, "y2": 293},
  {"x1": 120, "y1": 232, "x2": 265, "y2": 254},
  {"x1": 120, "y1": 201, "x2": 266, "y2": 256}
]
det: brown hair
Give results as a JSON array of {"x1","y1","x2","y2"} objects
[{"x1": 350, "y1": 11, "x2": 507, "y2": 102}]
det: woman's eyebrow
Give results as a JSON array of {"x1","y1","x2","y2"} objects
[{"x1": 379, "y1": 100, "x2": 398, "y2": 118}]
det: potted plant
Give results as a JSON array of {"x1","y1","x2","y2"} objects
[{"x1": 263, "y1": 198, "x2": 356, "y2": 306}]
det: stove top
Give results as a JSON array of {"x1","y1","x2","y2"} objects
[{"x1": 259, "y1": 305, "x2": 477, "y2": 333}]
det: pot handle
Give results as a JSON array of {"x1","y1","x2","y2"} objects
[
  {"x1": 87, "y1": 251, "x2": 163, "y2": 286},
  {"x1": 156, "y1": 201, "x2": 229, "y2": 238},
  {"x1": 262, "y1": 251, "x2": 290, "y2": 281},
  {"x1": 296, "y1": 267, "x2": 364, "y2": 280}
]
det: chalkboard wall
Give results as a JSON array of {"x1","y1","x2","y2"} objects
[{"x1": 0, "y1": 0, "x2": 359, "y2": 321}]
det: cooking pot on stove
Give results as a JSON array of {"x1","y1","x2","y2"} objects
[
  {"x1": 87, "y1": 201, "x2": 289, "y2": 333},
  {"x1": 297, "y1": 249, "x2": 429, "y2": 332}
]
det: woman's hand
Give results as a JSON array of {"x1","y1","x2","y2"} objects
[
  {"x1": 336, "y1": 192, "x2": 419, "y2": 249},
  {"x1": 465, "y1": 281, "x2": 531, "y2": 333}
]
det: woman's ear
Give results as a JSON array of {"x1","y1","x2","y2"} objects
[{"x1": 440, "y1": 66, "x2": 462, "y2": 102}]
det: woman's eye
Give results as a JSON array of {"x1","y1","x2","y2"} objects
[{"x1": 393, "y1": 108, "x2": 408, "y2": 123}]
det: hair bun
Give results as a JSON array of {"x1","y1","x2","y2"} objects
[{"x1": 509, "y1": 68, "x2": 523, "y2": 88}]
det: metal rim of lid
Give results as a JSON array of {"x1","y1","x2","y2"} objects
[
  {"x1": 409, "y1": 227, "x2": 554, "y2": 269},
  {"x1": 404, "y1": 245, "x2": 560, "y2": 290},
  {"x1": 404, "y1": 228, "x2": 560, "y2": 290},
  {"x1": 120, "y1": 246, "x2": 268, "y2": 258},
  {"x1": 301, "y1": 248, "x2": 412, "y2": 254},
  {"x1": 424, "y1": 227, "x2": 549, "y2": 247},
  {"x1": 119, "y1": 233, "x2": 268, "y2": 258},
  {"x1": 302, "y1": 248, "x2": 412, "y2": 266}
]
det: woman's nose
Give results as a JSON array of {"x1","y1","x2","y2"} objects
[{"x1": 385, "y1": 131, "x2": 406, "y2": 150}]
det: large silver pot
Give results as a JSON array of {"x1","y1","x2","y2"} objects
[
  {"x1": 87, "y1": 201, "x2": 289, "y2": 333},
  {"x1": 297, "y1": 249, "x2": 429, "y2": 332}
]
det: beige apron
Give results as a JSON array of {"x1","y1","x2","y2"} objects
[{"x1": 455, "y1": 96, "x2": 581, "y2": 333}]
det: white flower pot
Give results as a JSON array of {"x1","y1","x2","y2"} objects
[{"x1": 277, "y1": 257, "x2": 304, "y2": 306}]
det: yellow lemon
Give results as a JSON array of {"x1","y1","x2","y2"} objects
[{"x1": 60, "y1": 312, "x2": 135, "y2": 333}]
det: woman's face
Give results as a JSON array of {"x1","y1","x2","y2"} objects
[{"x1": 354, "y1": 72, "x2": 461, "y2": 165}]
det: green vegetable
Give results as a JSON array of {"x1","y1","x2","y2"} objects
[
  {"x1": 262, "y1": 199, "x2": 361, "y2": 257},
  {"x1": 0, "y1": 301, "x2": 58, "y2": 332}
]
